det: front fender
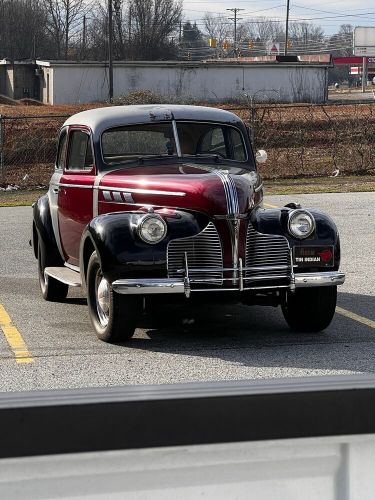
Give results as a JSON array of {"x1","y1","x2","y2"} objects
[
  {"x1": 32, "y1": 194, "x2": 63, "y2": 265},
  {"x1": 80, "y1": 210, "x2": 210, "y2": 284},
  {"x1": 251, "y1": 206, "x2": 341, "y2": 270}
]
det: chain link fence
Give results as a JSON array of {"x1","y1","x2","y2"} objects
[
  {"x1": 0, "y1": 104, "x2": 374, "y2": 188},
  {"x1": 0, "y1": 114, "x2": 69, "y2": 188}
]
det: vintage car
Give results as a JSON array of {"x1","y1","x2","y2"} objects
[{"x1": 31, "y1": 105, "x2": 345, "y2": 342}]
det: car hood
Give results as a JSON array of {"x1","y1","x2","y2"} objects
[{"x1": 99, "y1": 163, "x2": 258, "y2": 216}]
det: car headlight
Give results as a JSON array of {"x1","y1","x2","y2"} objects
[
  {"x1": 138, "y1": 215, "x2": 167, "y2": 244},
  {"x1": 288, "y1": 209, "x2": 315, "y2": 239}
]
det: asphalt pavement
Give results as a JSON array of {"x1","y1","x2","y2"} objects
[{"x1": 0, "y1": 192, "x2": 374, "y2": 392}]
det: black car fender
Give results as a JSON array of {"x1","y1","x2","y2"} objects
[
  {"x1": 32, "y1": 194, "x2": 64, "y2": 265},
  {"x1": 251, "y1": 206, "x2": 341, "y2": 269},
  {"x1": 79, "y1": 210, "x2": 210, "y2": 287}
]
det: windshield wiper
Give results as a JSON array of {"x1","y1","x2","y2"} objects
[
  {"x1": 137, "y1": 154, "x2": 178, "y2": 164},
  {"x1": 182, "y1": 153, "x2": 222, "y2": 162}
]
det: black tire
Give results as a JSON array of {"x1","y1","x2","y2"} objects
[
  {"x1": 282, "y1": 286, "x2": 337, "y2": 332},
  {"x1": 86, "y1": 252, "x2": 141, "y2": 343},
  {"x1": 38, "y1": 240, "x2": 68, "y2": 302}
]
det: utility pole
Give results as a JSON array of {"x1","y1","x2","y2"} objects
[
  {"x1": 108, "y1": 0, "x2": 113, "y2": 100},
  {"x1": 82, "y1": 15, "x2": 87, "y2": 59},
  {"x1": 227, "y1": 8, "x2": 244, "y2": 56},
  {"x1": 284, "y1": 0, "x2": 290, "y2": 55}
]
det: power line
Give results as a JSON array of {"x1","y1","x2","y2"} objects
[{"x1": 227, "y1": 7, "x2": 244, "y2": 55}]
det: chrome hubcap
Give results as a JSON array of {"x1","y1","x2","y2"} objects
[{"x1": 96, "y1": 274, "x2": 110, "y2": 327}]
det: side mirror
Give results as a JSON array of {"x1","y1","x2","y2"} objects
[{"x1": 256, "y1": 149, "x2": 268, "y2": 164}]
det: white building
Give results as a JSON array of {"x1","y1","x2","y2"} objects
[{"x1": 35, "y1": 56, "x2": 331, "y2": 105}]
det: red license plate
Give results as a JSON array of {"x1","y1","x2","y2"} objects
[{"x1": 294, "y1": 246, "x2": 334, "y2": 267}]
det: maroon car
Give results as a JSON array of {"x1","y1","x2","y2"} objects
[{"x1": 32, "y1": 105, "x2": 345, "y2": 342}]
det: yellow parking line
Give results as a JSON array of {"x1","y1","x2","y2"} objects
[
  {"x1": 336, "y1": 306, "x2": 375, "y2": 330},
  {"x1": 264, "y1": 202, "x2": 278, "y2": 208},
  {"x1": 0, "y1": 304, "x2": 34, "y2": 364}
]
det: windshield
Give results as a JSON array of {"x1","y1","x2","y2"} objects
[{"x1": 101, "y1": 121, "x2": 250, "y2": 166}]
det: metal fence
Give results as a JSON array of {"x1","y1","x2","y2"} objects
[
  {"x1": 0, "y1": 114, "x2": 69, "y2": 187},
  {"x1": 0, "y1": 104, "x2": 374, "y2": 188}
]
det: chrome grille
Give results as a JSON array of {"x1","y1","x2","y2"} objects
[
  {"x1": 167, "y1": 223, "x2": 223, "y2": 283},
  {"x1": 245, "y1": 224, "x2": 291, "y2": 280}
]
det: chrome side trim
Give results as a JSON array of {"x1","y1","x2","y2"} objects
[
  {"x1": 254, "y1": 183, "x2": 263, "y2": 193},
  {"x1": 112, "y1": 192, "x2": 123, "y2": 202},
  {"x1": 103, "y1": 191, "x2": 112, "y2": 201},
  {"x1": 48, "y1": 173, "x2": 65, "y2": 261},
  {"x1": 294, "y1": 272, "x2": 345, "y2": 288},
  {"x1": 97, "y1": 186, "x2": 186, "y2": 197},
  {"x1": 56, "y1": 183, "x2": 92, "y2": 189},
  {"x1": 93, "y1": 169, "x2": 110, "y2": 217}
]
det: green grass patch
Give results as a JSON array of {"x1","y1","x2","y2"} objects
[
  {"x1": 264, "y1": 175, "x2": 375, "y2": 195},
  {"x1": 0, "y1": 189, "x2": 45, "y2": 207}
]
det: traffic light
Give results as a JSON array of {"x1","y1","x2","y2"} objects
[
  {"x1": 248, "y1": 40, "x2": 254, "y2": 50},
  {"x1": 187, "y1": 51, "x2": 191, "y2": 61},
  {"x1": 208, "y1": 38, "x2": 217, "y2": 48},
  {"x1": 223, "y1": 40, "x2": 230, "y2": 50}
]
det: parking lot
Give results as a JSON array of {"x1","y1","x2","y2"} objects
[{"x1": 0, "y1": 192, "x2": 374, "y2": 392}]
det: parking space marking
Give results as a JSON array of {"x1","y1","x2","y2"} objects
[
  {"x1": 0, "y1": 304, "x2": 34, "y2": 364},
  {"x1": 336, "y1": 306, "x2": 375, "y2": 330}
]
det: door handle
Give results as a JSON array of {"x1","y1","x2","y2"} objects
[{"x1": 52, "y1": 187, "x2": 59, "y2": 194}]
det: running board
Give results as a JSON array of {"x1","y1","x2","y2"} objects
[{"x1": 45, "y1": 267, "x2": 82, "y2": 287}]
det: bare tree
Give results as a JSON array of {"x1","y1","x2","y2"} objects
[
  {"x1": 129, "y1": 0, "x2": 182, "y2": 60},
  {"x1": 242, "y1": 17, "x2": 284, "y2": 54},
  {"x1": 289, "y1": 22, "x2": 324, "y2": 53},
  {"x1": 0, "y1": 0, "x2": 50, "y2": 59},
  {"x1": 43, "y1": 0, "x2": 86, "y2": 59},
  {"x1": 203, "y1": 13, "x2": 230, "y2": 48}
]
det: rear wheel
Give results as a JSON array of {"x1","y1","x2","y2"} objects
[
  {"x1": 282, "y1": 286, "x2": 337, "y2": 332},
  {"x1": 38, "y1": 240, "x2": 68, "y2": 301},
  {"x1": 86, "y1": 252, "x2": 141, "y2": 343}
]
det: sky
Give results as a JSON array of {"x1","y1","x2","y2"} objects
[{"x1": 183, "y1": 0, "x2": 375, "y2": 36}]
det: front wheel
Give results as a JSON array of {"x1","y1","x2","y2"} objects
[
  {"x1": 282, "y1": 286, "x2": 337, "y2": 332},
  {"x1": 86, "y1": 252, "x2": 141, "y2": 343}
]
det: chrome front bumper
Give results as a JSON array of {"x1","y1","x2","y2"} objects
[{"x1": 112, "y1": 271, "x2": 345, "y2": 296}]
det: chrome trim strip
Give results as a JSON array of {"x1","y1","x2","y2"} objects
[
  {"x1": 56, "y1": 183, "x2": 93, "y2": 189},
  {"x1": 64, "y1": 262, "x2": 80, "y2": 272},
  {"x1": 123, "y1": 193, "x2": 135, "y2": 203},
  {"x1": 294, "y1": 272, "x2": 345, "y2": 287},
  {"x1": 97, "y1": 186, "x2": 186, "y2": 197},
  {"x1": 254, "y1": 183, "x2": 263, "y2": 193},
  {"x1": 103, "y1": 190, "x2": 112, "y2": 201},
  {"x1": 172, "y1": 119, "x2": 182, "y2": 157},
  {"x1": 48, "y1": 173, "x2": 65, "y2": 261},
  {"x1": 112, "y1": 192, "x2": 123, "y2": 202},
  {"x1": 93, "y1": 169, "x2": 110, "y2": 217},
  {"x1": 112, "y1": 279, "x2": 184, "y2": 295},
  {"x1": 213, "y1": 170, "x2": 240, "y2": 273}
]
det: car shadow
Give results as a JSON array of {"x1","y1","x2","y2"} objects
[{"x1": 121, "y1": 291, "x2": 375, "y2": 375}]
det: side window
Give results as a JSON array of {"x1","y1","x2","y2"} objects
[
  {"x1": 66, "y1": 130, "x2": 93, "y2": 171},
  {"x1": 56, "y1": 129, "x2": 68, "y2": 170},
  {"x1": 199, "y1": 127, "x2": 227, "y2": 157},
  {"x1": 230, "y1": 129, "x2": 246, "y2": 162}
]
